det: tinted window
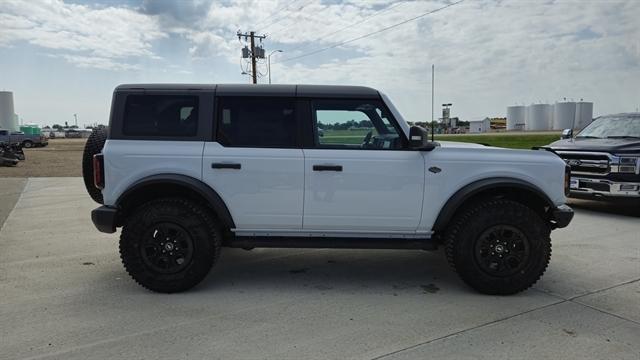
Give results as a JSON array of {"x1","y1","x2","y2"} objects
[
  {"x1": 312, "y1": 99, "x2": 405, "y2": 150},
  {"x1": 123, "y1": 95, "x2": 198, "y2": 137},
  {"x1": 216, "y1": 97, "x2": 297, "y2": 148},
  {"x1": 577, "y1": 115, "x2": 640, "y2": 138}
]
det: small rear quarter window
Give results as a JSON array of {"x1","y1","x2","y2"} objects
[{"x1": 123, "y1": 95, "x2": 198, "y2": 137}]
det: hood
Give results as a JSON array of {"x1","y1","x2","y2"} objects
[
  {"x1": 547, "y1": 138, "x2": 640, "y2": 153},
  {"x1": 437, "y1": 141, "x2": 488, "y2": 148}
]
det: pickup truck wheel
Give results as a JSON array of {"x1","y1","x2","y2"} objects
[
  {"x1": 444, "y1": 199, "x2": 551, "y2": 295},
  {"x1": 22, "y1": 140, "x2": 33, "y2": 148},
  {"x1": 82, "y1": 128, "x2": 107, "y2": 204},
  {"x1": 119, "y1": 198, "x2": 221, "y2": 293}
]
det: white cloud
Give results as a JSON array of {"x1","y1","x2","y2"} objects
[
  {"x1": 0, "y1": 0, "x2": 165, "y2": 68},
  {"x1": 1, "y1": 0, "x2": 639, "y2": 123}
]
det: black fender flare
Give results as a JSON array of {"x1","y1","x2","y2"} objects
[
  {"x1": 432, "y1": 177, "x2": 554, "y2": 233},
  {"x1": 116, "y1": 174, "x2": 235, "y2": 229}
]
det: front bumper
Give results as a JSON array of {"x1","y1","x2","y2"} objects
[
  {"x1": 550, "y1": 204, "x2": 574, "y2": 229},
  {"x1": 570, "y1": 176, "x2": 640, "y2": 198},
  {"x1": 91, "y1": 206, "x2": 118, "y2": 233}
]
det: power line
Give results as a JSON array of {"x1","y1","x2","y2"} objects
[
  {"x1": 281, "y1": 0, "x2": 409, "y2": 53},
  {"x1": 253, "y1": 0, "x2": 299, "y2": 29},
  {"x1": 257, "y1": 0, "x2": 315, "y2": 33},
  {"x1": 277, "y1": 0, "x2": 465, "y2": 64}
]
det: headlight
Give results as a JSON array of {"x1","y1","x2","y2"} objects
[{"x1": 615, "y1": 156, "x2": 640, "y2": 174}]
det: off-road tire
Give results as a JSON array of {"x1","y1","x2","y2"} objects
[
  {"x1": 82, "y1": 128, "x2": 107, "y2": 204},
  {"x1": 444, "y1": 199, "x2": 551, "y2": 295},
  {"x1": 119, "y1": 198, "x2": 221, "y2": 293}
]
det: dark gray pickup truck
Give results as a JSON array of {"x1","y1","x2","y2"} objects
[
  {"x1": 0, "y1": 129, "x2": 48, "y2": 148},
  {"x1": 544, "y1": 113, "x2": 640, "y2": 199}
]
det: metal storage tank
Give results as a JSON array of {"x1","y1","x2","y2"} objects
[
  {"x1": 575, "y1": 101, "x2": 593, "y2": 129},
  {"x1": 0, "y1": 91, "x2": 16, "y2": 131},
  {"x1": 526, "y1": 104, "x2": 552, "y2": 131},
  {"x1": 506, "y1": 106, "x2": 526, "y2": 131},
  {"x1": 553, "y1": 101, "x2": 576, "y2": 130}
]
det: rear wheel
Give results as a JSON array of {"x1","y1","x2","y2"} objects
[
  {"x1": 119, "y1": 198, "x2": 221, "y2": 293},
  {"x1": 444, "y1": 199, "x2": 551, "y2": 295},
  {"x1": 22, "y1": 140, "x2": 33, "y2": 148}
]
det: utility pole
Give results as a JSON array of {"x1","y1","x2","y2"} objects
[{"x1": 237, "y1": 31, "x2": 267, "y2": 84}]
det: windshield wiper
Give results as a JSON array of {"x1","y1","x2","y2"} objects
[
  {"x1": 605, "y1": 136, "x2": 640, "y2": 139},
  {"x1": 575, "y1": 135, "x2": 600, "y2": 139}
]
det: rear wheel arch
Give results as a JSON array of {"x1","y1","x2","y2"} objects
[
  {"x1": 433, "y1": 177, "x2": 554, "y2": 235},
  {"x1": 116, "y1": 174, "x2": 235, "y2": 230}
]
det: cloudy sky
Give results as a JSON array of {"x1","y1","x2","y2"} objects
[{"x1": 1, "y1": 0, "x2": 639, "y2": 127}]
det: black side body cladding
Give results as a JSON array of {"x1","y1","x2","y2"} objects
[
  {"x1": 116, "y1": 174, "x2": 235, "y2": 229},
  {"x1": 432, "y1": 177, "x2": 562, "y2": 232}
]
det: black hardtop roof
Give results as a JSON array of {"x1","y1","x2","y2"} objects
[{"x1": 114, "y1": 84, "x2": 381, "y2": 98}]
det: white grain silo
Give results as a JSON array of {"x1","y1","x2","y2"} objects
[
  {"x1": 575, "y1": 101, "x2": 593, "y2": 129},
  {"x1": 507, "y1": 105, "x2": 526, "y2": 131},
  {"x1": 526, "y1": 103, "x2": 552, "y2": 131},
  {"x1": 553, "y1": 101, "x2": 576, "y2": 130},
  {"x1": 0, "y1": 91, "x2": 16, "y2": 131}
]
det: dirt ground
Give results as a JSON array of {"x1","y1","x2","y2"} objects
[{"x1": 0, "y1": 138, "x2": 86, "y2": 177}]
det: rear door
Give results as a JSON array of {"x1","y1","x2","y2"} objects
[
  {"x1": 202, "y1": 95, "x2": 304, "y2": 231},
  {"x1": 302, "y1": 98, "x2": 425, "y2": 233}
]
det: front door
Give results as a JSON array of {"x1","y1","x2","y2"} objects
[{"x1": 303, "y1": 99, "x2": 425, "y2": 233}]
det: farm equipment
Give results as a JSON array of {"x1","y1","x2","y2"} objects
[{"x1": 0, "y1": 141, "x2": 24, "y2": 166}]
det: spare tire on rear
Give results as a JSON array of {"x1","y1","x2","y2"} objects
[{"x1": 82, "y1": 128, "x2": 108, "y2": 204}]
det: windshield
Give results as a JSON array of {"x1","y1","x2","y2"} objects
[{"x1": 576, "y1": 115, "x2": 640, "y2": 139}]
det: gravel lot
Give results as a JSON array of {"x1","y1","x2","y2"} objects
[
  {"x1": 0, "y1": 138, "x2": 85, "y2": 177},
  {"x1": 0, "y1": 178, "x2": 638, "y2": 360}
]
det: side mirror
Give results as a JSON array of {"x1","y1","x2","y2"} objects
[
  {"x1": 561, "y1": 128, "x2": 573, "y2": 139},
  {"x1": 409, "y1": 126, "x2": 436, "y2": 151}
]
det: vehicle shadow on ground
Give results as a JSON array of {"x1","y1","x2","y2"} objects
[
  {"x1": 568, "y1": 198, "x2": 640, "y2": 218},
  {"x1": 188, "y1": 248, "x2": 469, "y2": 295}
]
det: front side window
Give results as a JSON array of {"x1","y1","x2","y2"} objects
[
  {"x1": 123, "y1": 95, "x2": 198, "y2": 137},
  {"x1": 216, "y1": 97, "x2": 297, "y2": 148},
  {"x1": 312, "y1": 99, "x2": 405, "y2": 149}
]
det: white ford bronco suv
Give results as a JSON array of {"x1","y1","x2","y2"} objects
[{"x1": 84, "y1": 84, "x2": 573, "y2": 295}]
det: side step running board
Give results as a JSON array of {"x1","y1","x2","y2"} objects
[{"x1": 225, "y1": 236, "x2": 438, "y2": 250}]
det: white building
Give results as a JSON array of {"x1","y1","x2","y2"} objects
[{"x1": 469, "y1": 118, "x2": 491, "y2": 133}]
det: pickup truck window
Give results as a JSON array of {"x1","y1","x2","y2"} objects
[
  {"x1": 123, "y1": 95, "x2": 198, "y2": 137},
  {"x1": 215, "y1": 97, "x2": 297, "y2": 148},
  {"x1": 311, "y1": 99, "x2": 404, "y2": 150},
  {"x1": 577, "y1": 115, "x2": 640, "y2": 139}
]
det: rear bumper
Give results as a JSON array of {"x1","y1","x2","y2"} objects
[
  {"x1": 550, "y1": 204, "x2": 574, "y2": 229},
  {"x1": 91, "y1": 206, "x2": 118, "y2": 233}
]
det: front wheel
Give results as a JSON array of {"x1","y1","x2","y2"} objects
[
  {"x1": 444, "y1": 199, "x2": 551, "y2": 295},
  {"x1": 119, "y1": 198, "x2": 221, "y2": 293}
]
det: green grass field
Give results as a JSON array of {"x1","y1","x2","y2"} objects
[{"x1": 319, "y1": 129, "x2": 560, "y2": 149}]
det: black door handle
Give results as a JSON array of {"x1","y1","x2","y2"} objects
[
  {"x1": 211, "y1": 163, "x2": 241, "y2": 169},
  {"x1": 313, "y1": 165, "x2": 342, "y2": 172}
]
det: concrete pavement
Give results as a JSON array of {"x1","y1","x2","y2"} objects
[{"x1": 0, "y1": 178, "x2": 638, "y2": 359}]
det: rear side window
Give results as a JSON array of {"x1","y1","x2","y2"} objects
[
  {"x1": 216, "y1": 97, "x2": 297, "y2": 148},
  {"x1": 123, "y1": 95, "x2": 198, "y2": 137}
]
